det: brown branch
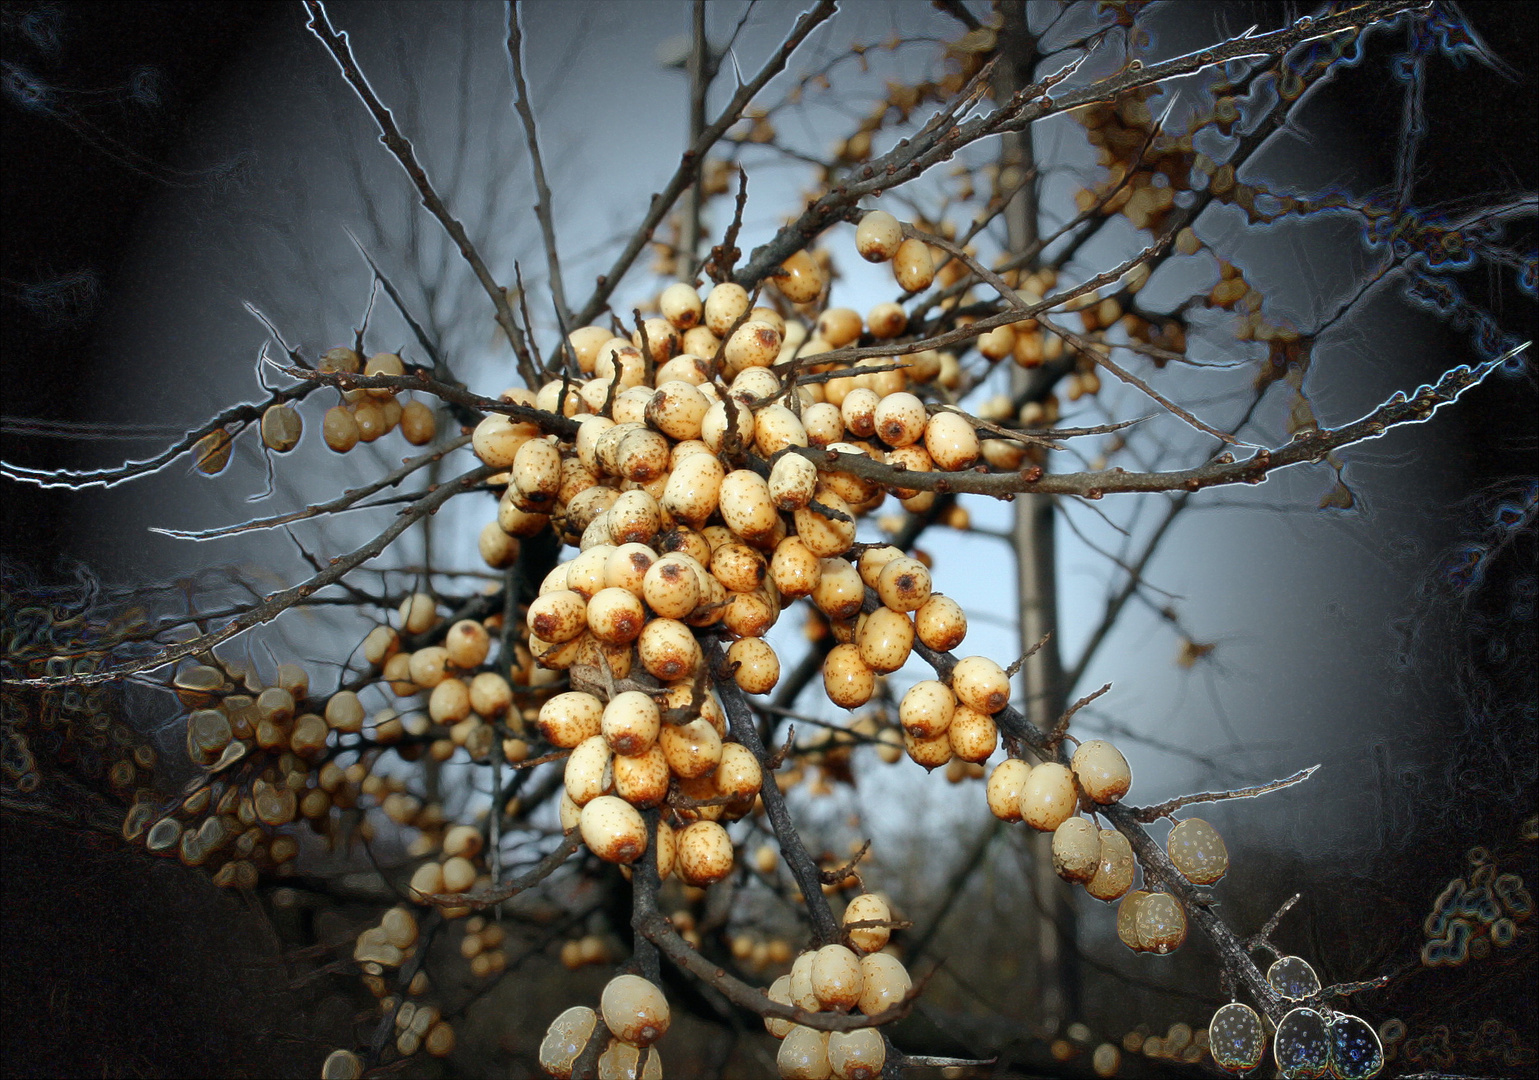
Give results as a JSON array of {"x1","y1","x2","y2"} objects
[
  {"x1": 277, "y1": 364, "x2": 581, "y2": 438},
  {"x1": 507, "y1": 2, "x2": 570, "y2": 330},
  {"x1": 778, "y1": 349, "x2": 1508, "y2": 499},
  {"x1": 0, "y1": 381, "x2": 324, "y2": 490},
  {"x1": 417, "y1": 832, "x2": 581, "y2": 909},
  {"x1": 1104, "y1": 800, "x2": 1287, "y2": 1022},
  {"x1": 705, "y1": 637, "x2": 842, "y2": 945},
  {"x1": 1129, "y1": 765, "x2": 1321, "y2": 823},
  {"x1": 302, "y1": 0, "x2": 540, "y2": 389},
  {"x1": 633, "y1": 904, "x2": 929, "y2": 1032},
  {"x1": 568, "y1": 0, "x2": 838, "y2": 331},
  {"x1": 733, "y1": 0, "x2": 1426, "y2": 287},
  {"x1": 17, "y1": 462, "x2": 500, "y2": 688},
  {"x1": 148, "y1": 434, "x2": 474, "y2": 541}
]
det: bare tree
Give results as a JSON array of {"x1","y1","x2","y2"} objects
[{"x1": 3, "y1": 2, "x2": 1534, "y2": 1078}]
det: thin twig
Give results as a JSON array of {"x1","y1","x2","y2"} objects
[
  {"x1": 1129, "y1": 765, "x2": 1321, "y2": 823},
  {"x1": 302, "y1": 0, "x2": 539, "y2": 389}
]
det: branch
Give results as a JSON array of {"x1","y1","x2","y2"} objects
[
  {"x1": 778, "y1": 347, "x2": 1515, "y2": 499},
  {"x1": 506, "y1": 2, "x2": 571, "y2": 329},
  {"x1": 568, "y1": 0, "x2": 838, "y2": 331},
  {"x1": 417, "y1": 832, "x2": 581, "y2": 909},
  {"x1": 302, "y1": 0, "x2": 540, "y2": 389},
  {"x1": 705, "y1": 636, "x2": 842, "y2": 945},
  {"x1": 16, "y1": 462, "x2": 500, "y2": 687},
  {"x1": 732, "y1": 0, "x2": 1425, "y2": 285},
  {"x1": 632, "y1": 904, "x2": 928, "y2": 1033},
  {"x1": 0, "y1": 382, "x2": 322, "y2": 490},
  {"x1": 1128, "y1": 765, "x2": 1320, "y2": 823},
  {"x1": 148, "y1": 433, "x2": 473, "y2": 541}
]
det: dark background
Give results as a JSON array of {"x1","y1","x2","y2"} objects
[{"x1": 3, "y1": 2, "x2": 1533, "y2": 1076}]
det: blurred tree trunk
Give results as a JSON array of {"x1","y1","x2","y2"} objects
[{"x1": 996, "y1": 0, "x2": 1080, "y2": 1034}]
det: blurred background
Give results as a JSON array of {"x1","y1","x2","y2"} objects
[{"x1": 3, "y1": 1, "x2": 1534, "y2": 1076}]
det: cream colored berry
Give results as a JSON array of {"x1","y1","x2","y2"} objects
[
  {"x1": 789, "y1": 950, "x2": 819, "y2": 1010},
  {"x1": 637, "y1": 618, "x2": 701, "y2": 682},
  {"x1": 604, "y1": 544, "x2": 656, "y2": 597},
  {"x1": 986, "y1": 758, "x2": 1032, "y2": 822},
  {"x1": 1135, "y1": 891, "x2": 1187, "y2": 954},
  {"x1": 260, "y1": 403, "x2": 302, "y2": 452},
  {"x1": 539, "y1": 691, "x2": 604, "y2": 748},
  {"x1": 777, "y1": 249, "x2": 825, "y2": 304},
  {"x1": 676, "y1": 820, "x2": 734, "y2": 885},
  {"x1": 601, "y1": 691, "x2": 661, "y2": 757},
  {"x1": 899, "y1": 680, "x2": 954, "y2": 739},
  {"x1": 1020, "y1": 762, "x2": 1078, "y2": 831},
  {"x1": 646, "y1": 380, "x2": 709, "y2": 441},
  {"x1": 903, "y1": 727, "x2": 952, "y2": 770},
  {"x1": 659, "y1": 717, "x2": 722, "y2": 779},
  {"x1": 876, "y1": 557, "x2": 931, "y2": 612},
  {"x1": 951, "y1": 655, "x2": 1010, "y2": 714},
  {"x1": 812, "y1": 559, "x2": 865, "y2": 621},
  {"x1": 914, "y1": 594, "x2": 967, "y2": 652},
  {"x1": 660, "y1": 282, "x2": 704, "y2": 330},
  {"x1": 632, "y1": 316, "x2": 679, "y2": 363},
  {"x1": 587, "y1": 587, "x2": 646, "y2": 645},
  {"x1": 765, "y1": 975, "x2": 795, "y2": 1038},
  {"x1": 856, "y1": 952, "x2": 910, "y2": 1015},
  {"x1": 893, "y1": 238, "x2": 935, "y2": 292},
  {"x1": 867, "y1": 301, "x2": 906, "y2": 339},
  {"x1": 802, "y1": 401, "x2": 844, "y2": 447},
  {"x1": 581, "y1": 795, "x2": 648, "y2": 864},
  {"x1": 540, "y1": 1006, "x2": 598, "y2": 1079},
  {"x1": 855, "y1": 209, "x2": 902, "y2": 262},
  {"x1": 811, "y1": 943, "x2": 863, "y2": 1011},
  {"x1": 770, "y1": 536, "x2": 822, "y2": 597},
  {"x1": 400, "y1": 399, "x2": 436, "y2": 445},
  {"x1": 1167, "y1": 817, "x2": 1228, "y2": 885},
  {"x1": 512, "y1": 437, "x2": 562, "y2": 509},
  {"x1": 1071, "y1": 739, "x2": 1131, "y2": 804},
  {"x1": 642, "y1": 555, "x2": 704, "y2": 619},
  {"x1": 794, "y1": 491, "x2": 857, "y2": 558},
  {"x1": 478, "y1": 520, "x2": 519, "y2": 568},
  {"x1": 778, "y1": 1026, "x2": 832, "y2": 1080},
  {"x1": 662, "y1": 451, "x2": 725, "y2": 529},
  {"x1": 827, "y1": 1028, "x2": 885, "y2": 1080},
  {"x1": 472, "y1": 413, "x2": 532, "y2": 467},
  {"x1": 322, "y1": 406, "x2": 359, "y2": 453},
  {"x1": 728, "y1": 637, "x2": 780, "y2": 694},
  {"x1": 1117, "y1": 890, "x2": 1150, "y2": 951},
  {"x1": 720, "y1": 470, "x2": 780, "y2": 546},
  {"x1": 726, "y1": 320, "x2": 783, "y2": 370},
  {"x1": 946, "y1": 704, "x2": 997, "y2": 763},
  {"x1": 923, "y1": 411, "x2": 980, "y2": 471},
  {"x1": 873, "y1": 392, "x2": 927, "y2": 448},
  {"x1": 564, "y1": 735, "x2": 614, "y2": 807},
  {"x1": 407, "y1": 645, "x2": 451, "y2": 688},
  {"x1": 613, "y1": 744, "x2": 670, "y2": 808},
  {"x1": 1052, "y1": 817, "x2": 1100, "y2": 883},
  {"x1": 715, "y1": 742, "x2": 762, "y2": 800},
  {"x1": 616, "y1": 428, "x2": 671, "y2": 484},
  {"x1": 1085, "y1": 828, "x2": 1136, "y2": 902},
  {"x1": 823, "y1": 643, "x2": 875, "y2": 709},
  {"x1": 444, "y1": 619, "x2": 491, "y2": 669},
  {"x1": 704, "y1": 282, "x2": 751, "y2": 337},
  {"x1": 843, "y1": 893, "x2": 892, "y2": 954},
  {"x1": 528, "y1": 590, "x2": 588, "y2": 644},
  {"x1": 608, "y1": 489, "x2": 662, "y2": 547},
  {"x1": 857, "y1": 607, "x2": 913, "y2": 674},
  {"x1": 756, "y1": 404, "x2": 809, "y2": 456}
]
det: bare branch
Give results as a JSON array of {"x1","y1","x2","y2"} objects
[
  {"x1": 301, "y1": 0, "x2": 540, "y2": 389},
  {"x1": 1129, "y1": 765, "x2": 1321, "y2": 823},
  {"x1": 506, "y1": 1, "x2": 571, "y2": 329}
]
